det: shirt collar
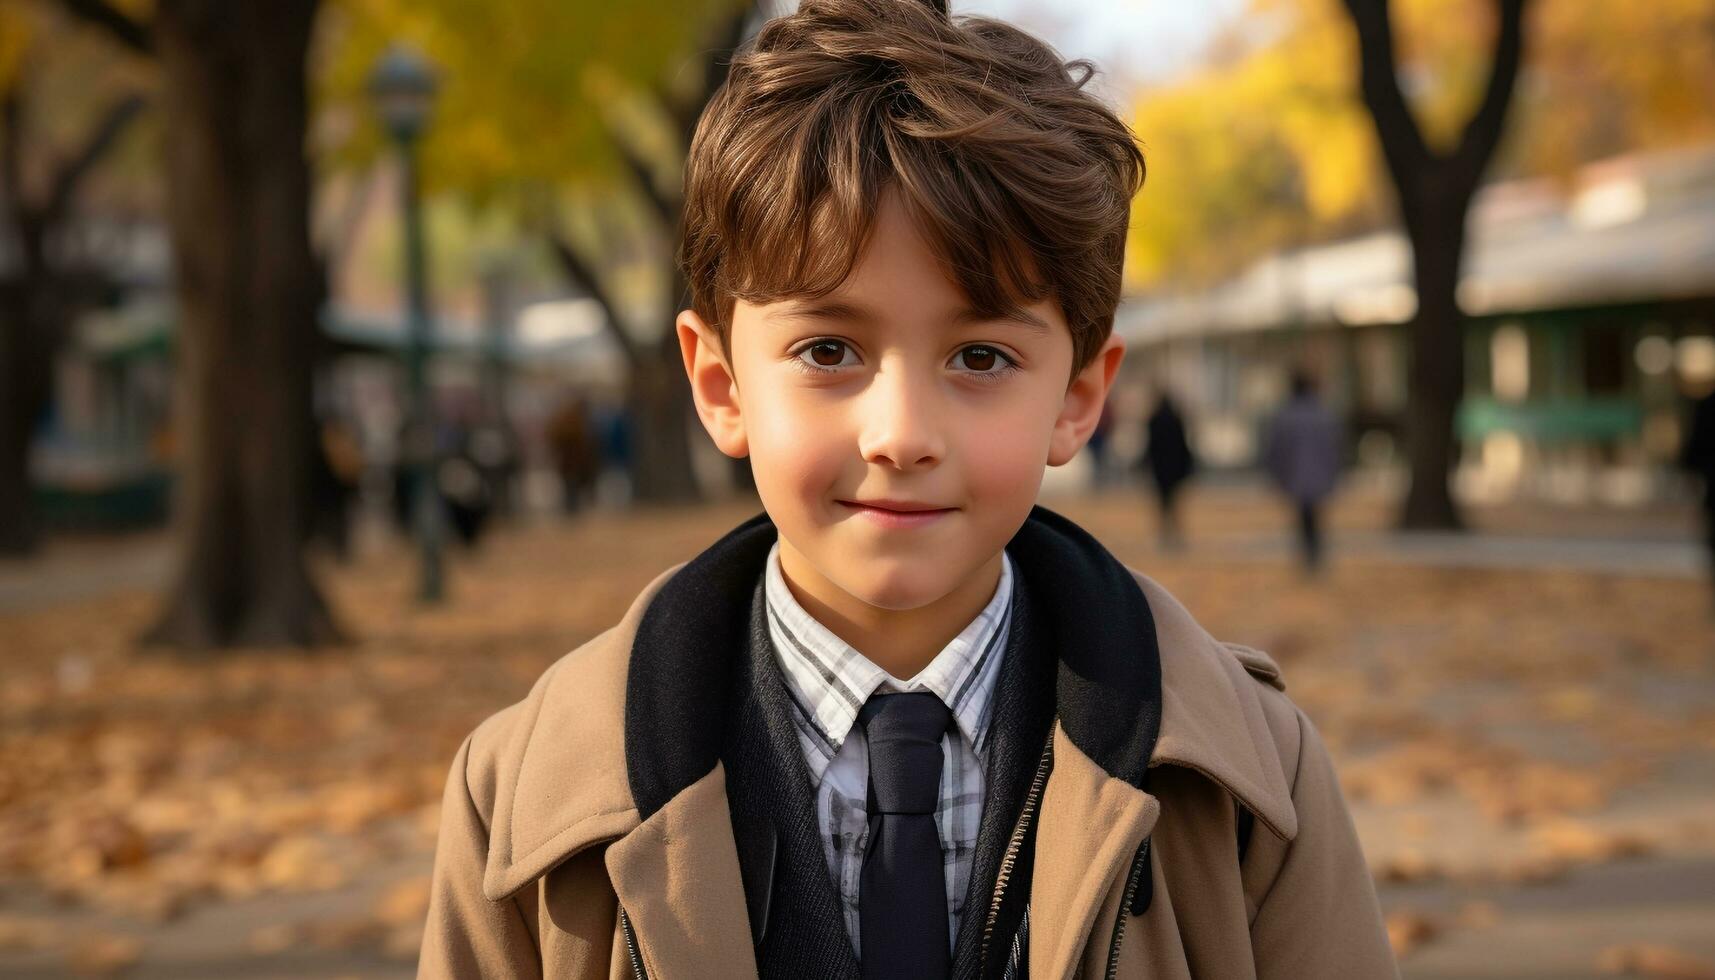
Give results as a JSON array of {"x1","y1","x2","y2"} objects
[{"x1": 763, "y1": 540, "x2": 1013, "y2": 773}]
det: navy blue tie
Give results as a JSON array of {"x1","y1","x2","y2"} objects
[{"x1": 858, "y1": 691, "x2": 953, "y2": 980}]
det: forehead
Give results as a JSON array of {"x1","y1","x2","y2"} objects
[{"x1": 736, "y1": 191, "x2": 1064, "y2": 338}]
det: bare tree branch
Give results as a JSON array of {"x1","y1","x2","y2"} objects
[
  {"x1": 696, "y1": 6, "x2": 752, "y2": 139},
  {"x1": 619, "y1": 5, "x2": 756, "y2": 230},
  {"x1": 545, "y1": 225, "x2": 640, "y2": 370},
  {"x1": 654, "y1": 80, "x2": 696, "y2": 150},
  {"x1": 0, "y1": 84, "x2": 25, "y2": 230},
  {"x1": 54, "y1": 0, "x2": 153, "y2": 55},
  {"x1": 614, "y1": 135, "x2": 677, "y2": 228},
  {"x1": 43, "y1": 93, "x2": 146, "y2": 224},
  {"x1": 658, "y1": 5, "x2": 755, "y2": 146},
  {"x1": 1339, "y1": 0, "x2": 1429, "y2": 188},
  {"x1": 1450, "y1": 0, "x2": 1529, "y2": 189}
]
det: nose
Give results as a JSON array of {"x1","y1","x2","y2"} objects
[{"x1": 856, "y1": 361, "x2": 946, "y2": 471}]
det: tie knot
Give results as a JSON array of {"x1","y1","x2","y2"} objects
[{"x1": 858, "y1": 692, "x2": 950, "y2": 815}]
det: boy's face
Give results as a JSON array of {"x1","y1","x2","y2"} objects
[{"x1": 679, "y1": 189, "x2": 1124, "y2": 614}]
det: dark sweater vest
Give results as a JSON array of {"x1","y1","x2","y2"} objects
[{"x1": 722, "y1": 567, "x2": 1056, "y2": 979}]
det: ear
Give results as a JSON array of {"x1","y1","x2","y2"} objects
[
  {"x1": 1047, "y1": 334, "x2": 1125, "y2": 467},
  {"x1": 677, "y1": 308, "x2": 749, "y2": 458}
]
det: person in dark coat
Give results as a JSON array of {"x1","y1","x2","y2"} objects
[
  {"x1": 1142, "y1": 392, "x2": 1195, "y2": 550},
  {"x1": 1086, "y1": 399, "x2": 1114, "y2": 487},
  {"x1": 1263, "y1": 371, "x2": 1343, "y2": 574}
]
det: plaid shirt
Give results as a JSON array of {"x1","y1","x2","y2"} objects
[{"x1": 762, "y1": 541, "x2": 1014, "y2": 955}]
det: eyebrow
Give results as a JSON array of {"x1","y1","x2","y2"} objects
[{"x1": 768, "y1": 299, "x2": 1050, "y2": 334}]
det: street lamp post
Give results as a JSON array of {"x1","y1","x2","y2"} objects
[
  {"x1": 370, "y1": 44, "x2": 444, "y2": 603},
  {"x1": 478, "y1": 251, "x2": 519, "y2": 515}
]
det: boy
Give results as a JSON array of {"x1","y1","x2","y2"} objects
[{"x1": 419, "y1": 1, "x2": 1397, "y2": 977}]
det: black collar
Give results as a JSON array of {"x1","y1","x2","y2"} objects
[{"x1": 624, "y1": 504, "x2": 1163, "y2": 820}]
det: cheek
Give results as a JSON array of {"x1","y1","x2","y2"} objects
[
  {"x1": 957, "y1": 395, "x2": 1056, "y2": 499},
  {"x1": 744, "y1": 388, "x2": 847, "y2": 494}
]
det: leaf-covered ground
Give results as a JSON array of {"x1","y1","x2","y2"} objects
[{"x1": 1, "y1": 487, "x2": 1711, "y2": 978}]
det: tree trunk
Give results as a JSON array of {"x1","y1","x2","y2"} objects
[
  {"x1": 1340, "y1": 0, "x2": 1527, "y2": 532},
  {"x1": 1399, "y1": 188, "x2": 1468, "y2": 530},
  {"x1": 626, "y1": 329, "x2": 703, "y2": 505},
  {"x1": 606, "y1": 5, "x2": 754, "y2": 506},
  {"x1": 0, "y1": 206, "x2": 51, "y2": 555},
  {"x1": 0, "y1": 278, "x2": 49, "y2": 556},
  {"x1": 2, "y1": 90, "x2": 59, "y2": 556},
  {"x1": 547, "y1": 215, "x2": 704, "y2": 506},
  {"x1": 140, "y1": 0, "x2": 339, "y2": 649}
]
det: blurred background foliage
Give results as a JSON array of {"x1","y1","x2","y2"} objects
[{"x1": 1125, "y1": 0, "x2": 1715, "y2": 289}]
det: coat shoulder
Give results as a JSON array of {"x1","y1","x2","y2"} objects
[
  {"x1": 462, "y1": 560, "x2": 686, "y2": 791},
  {"x1": 1128, "y1": 567, "x2": 1303, "y2": 840},
  {"x1": 455, "y1": 562, "x2": 686, "y2": 901},
  {"x1": 457, "y1": 624, "x2": 627, "y2": 818},
  {"x1": 1127, "y1": 566, "x2": 1291, "y2": 695},
  {"x1": 1221, "y1": 641, "x2": 1287, "y2": 691}
]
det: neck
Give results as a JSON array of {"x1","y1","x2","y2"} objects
[{"x1": 776, "y1": 541, "x2": 1004, "y2": 681}]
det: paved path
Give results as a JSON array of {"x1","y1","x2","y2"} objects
[
  {"x1": 1381, "y1": 857, "x2": 1715, "y2": 979},
  {"x1": 1204, "y1": 528, "x2": 1703, "y2": 578},
  {"x1": 0, "y1": 532, "x2": 172, "y2": 613}
]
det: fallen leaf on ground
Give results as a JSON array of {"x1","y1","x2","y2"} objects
[
  {"x1": 1385, "y1": 909, "x2": 1440, "y2": 957},
  {"x1": 1456, "y1": 900, "x2": 1500, "y2": 929},
  {"x1": 1531, "y1": 818, "x2": 1654, "y2": 864},
  {"x1": 1373, "y1": 850, "x2": 1441, "y2": 884},
  {"x1": 66, "y1": 933, "x2": 143, "y2": 976},
  {"x1": 0, "y1": 914, "x2": 62, "y2": 951},
  {"x1": 374, "y1": 874, "x2": 431, "y2": 927}
]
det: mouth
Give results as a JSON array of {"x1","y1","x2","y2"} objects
[
  {"x1": 840, "y1": 499, "x2": 954, "y2": 513},
  {"x1": 836, "y1": 499, "x2": 957, "y2": 528}
]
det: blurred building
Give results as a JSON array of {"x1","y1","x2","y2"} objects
[
  {"x1": 1116, "y1": 144, "x2": 1715, "y2": 506},
  {"x1": 32, "y1": 253, "x2": 627, "y2": 529},
  {"x1": 14, "y1": 219, "x2": 176, "y2": 530}
]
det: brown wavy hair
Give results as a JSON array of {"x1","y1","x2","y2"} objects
[{"x1": 677, "y1": 0, "x2": 1145, "y2": 375}]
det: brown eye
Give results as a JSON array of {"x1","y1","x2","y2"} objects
[
  {"x1": 808, "y1": 341, "x2": 846, "y2": 366},
  {"x1": 960, "y1": 346, "x2": 998, "y2": 372}
]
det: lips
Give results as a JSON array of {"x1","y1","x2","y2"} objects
[
  {"x1": 836, "y1": 499, "x2": 956, "y2": 529},
  {"x1": 840, "y1": 498, "x2": 954, "y2": 513}
]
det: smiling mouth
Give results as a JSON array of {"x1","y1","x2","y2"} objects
[
  {"x1": 837, "y1": 500, "x2": 956, "y2": 514},
  {"x1": 835, "y1": 500, "x2": 957, "y2": 528}
]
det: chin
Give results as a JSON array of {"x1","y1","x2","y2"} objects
[{"x1": 835, "y1": 562, "x2": 948, "y2": 612}]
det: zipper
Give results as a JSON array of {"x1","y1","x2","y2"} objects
[
  {"x1": 619, "y1": 905, "x2": 648, "y2": 980},
  {"x1": 1103, "y1": 837, "x2": 1151, "y2": 980},
  {"x1": 981, "y1": 733, "x2": 1054, "y2": 971},
  {"x1": 1000, "y1": 904, "x2": 1030, "y2": 980}
]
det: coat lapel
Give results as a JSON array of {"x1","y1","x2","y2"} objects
[
  {"x1": 479, "y1": 564, "x2": 674, "y2": 903},
  {"x1": 605, "y1": 763, "x2": 758, "y2": 980},
  {"x1": 1028, "y1": 722, "x2": 1161, "y2": 980},
  {"x1": 1136, "y1": 574, "x2": 1298, "y2": 842}
]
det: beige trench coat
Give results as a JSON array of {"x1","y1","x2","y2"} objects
[{"x1": 419, "y1": 562, "x2": 1398, "y2": 979}]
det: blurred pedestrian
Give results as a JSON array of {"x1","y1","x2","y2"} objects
[
  {"x1": 1681, "y1": 386, "x2": 1715, "y2": 608},
  {"x1": 438, "y1": 451, "x2": 493, "y2": 546},
  {"x1": 1141, "y1": 391, "x2": 1195, "y2": 550},
  {"x1": 593, "y1": 400, "x2": 635, "y2": 507},
  {"x1": 433, "y1": 409, "x2": 493, "y2": 548},
  {"x1": 1086, "y1": 400, "x2": 1114, "y2": 487},
  {"x1": 468, "y1": 421, "x2": 518, "y2": 517},
  {"x1": 310, "y1": 414, "x2": 364, "y2": 560},
  {"x1": 546, "y1": 396, "x2": 600, "y2": 513},
  {"x1": 1263, "y1": 371, "x2": 1342, "y2": 574}
]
